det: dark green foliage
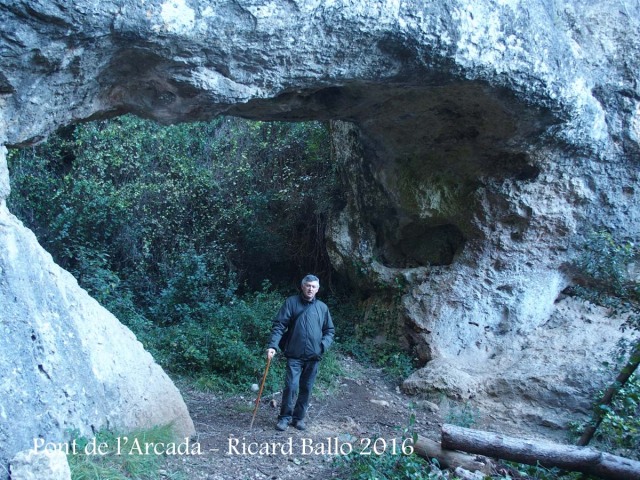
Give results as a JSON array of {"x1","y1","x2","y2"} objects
[
  {"x1": 336, "y1": 448, "x2": 430, "y2": 480},
  {"x1": 331, "y1": 295, "x2": 416, "y2": 382},
  {"x1": 569, "y1": 229, "x2": 639, "y2": 331},
  {"x1": 156, "y1": 285, "x2": 285, "y2": 389},
  {"x1": 7, "y1": 115, "x2": 337, "y2": 391},
  {"x1": 567, "y1": 229, "x2": 640, "y2": 457},
  {"x1": 500, "y1": 461, "x2": 584, "y2": 480},
  {"x1": 333, "y1": 415, "x2": 430, "y2": 480},
  {"x1": 8, "y1": 115, "x2": 336, "y2": 296},
  {"x1": 595, "y1": 373, "x2": 640, "y2": 456}
]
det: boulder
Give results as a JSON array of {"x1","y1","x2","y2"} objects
[
  {"x1": 9, "y1": 449, "x2": 70, "y2": 480},
  {"x1": 0, "y1": 194, "x2": 194, "y2": 476}
]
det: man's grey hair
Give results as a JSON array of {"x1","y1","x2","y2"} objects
[{"x1": 301, "y1": 274, "x2": 320, "y2": 286}]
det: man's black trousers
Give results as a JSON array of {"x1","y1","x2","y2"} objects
[{"x1": 278, "y1": 358, "x2": 319, "y2": 423}]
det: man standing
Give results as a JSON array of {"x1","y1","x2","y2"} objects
[{"x1": 267, "y1": 274, "x2": 335, "y2": 431}]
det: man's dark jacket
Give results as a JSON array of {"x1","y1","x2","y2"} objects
[{"x1": 268, "y1": 295, "x2": 335, "y2": 360}]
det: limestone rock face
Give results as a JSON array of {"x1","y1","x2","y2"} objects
[
  {"x1": 10, "y1": 449, "x2": 70, "y2": 480},
  {"x1": 0, "y1": 0, "x2": 639, "y2": 457},
  {"x1": 0, "y1": 196, "x2": 195, "y2": 474}
]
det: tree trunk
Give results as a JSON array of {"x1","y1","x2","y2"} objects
[
  {"x1": 441, "y1": 424, "x2": 640, "y2": 480},
  {"x1": 413, "y1": 435, "x2": 492, "y2": 474}
]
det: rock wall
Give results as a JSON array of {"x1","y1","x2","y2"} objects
[
  {"x1": 0, "y1": 0, "x2": 639, "y2": 454},
  {"x1": 0, "y1": 149, "x2": 194, "y2": 475},
  {"x1": 327, "y1": 100, "x2": 640, "y2": 434}
]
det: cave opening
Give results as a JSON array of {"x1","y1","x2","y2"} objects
[
  {"x1": 2, "y1": 3, "x2": 640, "y2": 476},
  {"x1": 377, "y1": 221, "x2": 466, "y2": 268}
]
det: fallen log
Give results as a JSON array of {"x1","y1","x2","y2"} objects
[
  {"x1": 413, "y1": 435, "x2": 492, "y2": 475},
  {"x1": 442, "y1": 424, "x2": 601, "y2": 470},
  {"x1": 441, "y1": 424, "x2": 640, "y2": 480}
]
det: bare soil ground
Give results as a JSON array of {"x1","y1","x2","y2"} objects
[{"x1": 167, "y1": 355, "x2": 442, "y2": 480}]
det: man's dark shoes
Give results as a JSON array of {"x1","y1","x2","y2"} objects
[
  {"x1": 275, "y1": 419, "x2": 289, "y2": 431},
  {"x1": 292, "y1": 420, "x2": 306, "y2": 431}
]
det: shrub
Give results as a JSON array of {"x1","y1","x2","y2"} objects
[
  {"x1": 567, "y1": 229, "x2": 640, "y2": 455},
  {"x1": 592, "y1": 372, "x2": 640, "y2": 458},
  {"x1": 67, "y1": 424, "x2": 181, "y2": 480},
  {"x1": 334, "y1": 415, "x2": 431, "y2": 480},
  {"x1": 331, "y1": 295, "x2": 416, "y2": 382},
  {"x1": 7, "y1": 115, "x2": 339, "y2": 392}
]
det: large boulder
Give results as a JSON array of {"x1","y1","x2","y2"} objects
[
  {"x1": 0, "y1": 192, "x2": 195, "y2": 476},
  {"x1": 1, "y1": 0, "x2": 639, "y2": 454}
]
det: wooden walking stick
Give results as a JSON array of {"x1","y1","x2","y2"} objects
[{"x1": 250, "y1": 355, "x2": 272, "y2": 429}]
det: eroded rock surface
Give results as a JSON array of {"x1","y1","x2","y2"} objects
[
  {"x1": 1, "y1": 0, "x2": 639, "y2": 467},
  {"x1": 0, "y1": 197, "x2": 195, "y2": 474},
  {"x1": 9, "y1": 449, "x2": 70, "y2": 480}
]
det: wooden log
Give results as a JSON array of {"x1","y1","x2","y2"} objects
[
  {"x1": 442, "y1": 424, "x2": 601, "y2": 470},
  {"x1": 591, "y1": 452, "x2": 640, "y2": 480},
  {"x1": 441, "y1": 424, "x2": 640, "y2": 480},
  {"x1": 413, "y1": 435, "x2": 492, "y2": 475}
]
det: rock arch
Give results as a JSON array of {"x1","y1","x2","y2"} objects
[{"x1": 1, "y1": 0, "x2": 640, "y2": 471}]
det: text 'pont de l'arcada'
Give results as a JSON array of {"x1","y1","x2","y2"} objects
[{"x1": 32, "y1": 437, "x2": 202, "y2": 456}]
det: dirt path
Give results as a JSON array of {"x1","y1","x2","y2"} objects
[{"x1": 167, "y1": 356, "x2": 442, "y2": 480}]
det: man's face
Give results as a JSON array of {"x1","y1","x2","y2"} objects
[{"x1": 301, "y1": 281, "x2": 320, "y2": 301}]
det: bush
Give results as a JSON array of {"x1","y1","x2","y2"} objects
[
  {"x1": 567, "y1": 229, "x2": 640, "y2": 457},
  {"x1": 8, "y1": 114, "x2": 336, "y2": 310},
  {"x1": 7, "y1": 115, "x2": 339, "y2": 391},
  {"x1": 331, "y1": 295, "x2": 416, "y2": 382},
  {"x1": 592, "y1": 372, "x2": 640, "y2": 458},
  {"x1": 67, "y1": 424, "x2": 180, "y2": 480},
  {"x1": 146, "y1": 284, "x2": 286, "y2": 393},
  {"x1": 336, "y1": 448, "x2": 430, "y2": 480},
  {"x1": 334, "y1": 415, "x2": 431, "y2": 480}
]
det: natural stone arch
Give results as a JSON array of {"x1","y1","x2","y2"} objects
[{"x1": 1, "y1": 0, "x2": 640, "y2": 473}]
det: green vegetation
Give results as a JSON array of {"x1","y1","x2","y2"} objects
[
  {"x1": 336, "y1": 447, "x2": 431, "y2": 480},
  {"x1": 334, "y1": 295, "x2": 416, "y2": 383},
  {"x1": 443, "y1": 401, "x2": 480, "y2": 429},
  {"x1": 567, "y1": 229, "x2": 640, "y2": 458},
  {"x1": 8, "y1": 115, "x2": 337, "y2": 295},
  {"x1": 334, "y1": 414, "x2": 430, "y2": 480},
  {"x1": 592, "y1": 374, "x2": 640, "y2": 457},
  {"x1": 498, "y1": 462, "x2": 584, "y2": 480},
  {"x1": 7, "y1": 115, "x2": 341, "y2": 394},
  {"x1": 67, "y1": 424, "x2": 184, "y2": 480}
]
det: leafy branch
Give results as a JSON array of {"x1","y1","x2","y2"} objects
[{"x1": 567, "y1": 230, "x2": 640, "y2": 449}]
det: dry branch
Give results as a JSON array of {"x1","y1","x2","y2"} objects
[{"x1": 578, "y1": 341, "x2": 640, "y2": 446}]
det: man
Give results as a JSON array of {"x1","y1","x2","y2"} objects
[{"x1": 267, "y1": 274, "x2": 335, "y2": 431}]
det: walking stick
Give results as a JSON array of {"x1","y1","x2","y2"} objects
[{"x1": 250, "y1": 355, "x2": 272, "y2": 429}]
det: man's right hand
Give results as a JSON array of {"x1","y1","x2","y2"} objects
[{"x1": 267, "y1": 348, "x2": 276, "y2": 359}]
